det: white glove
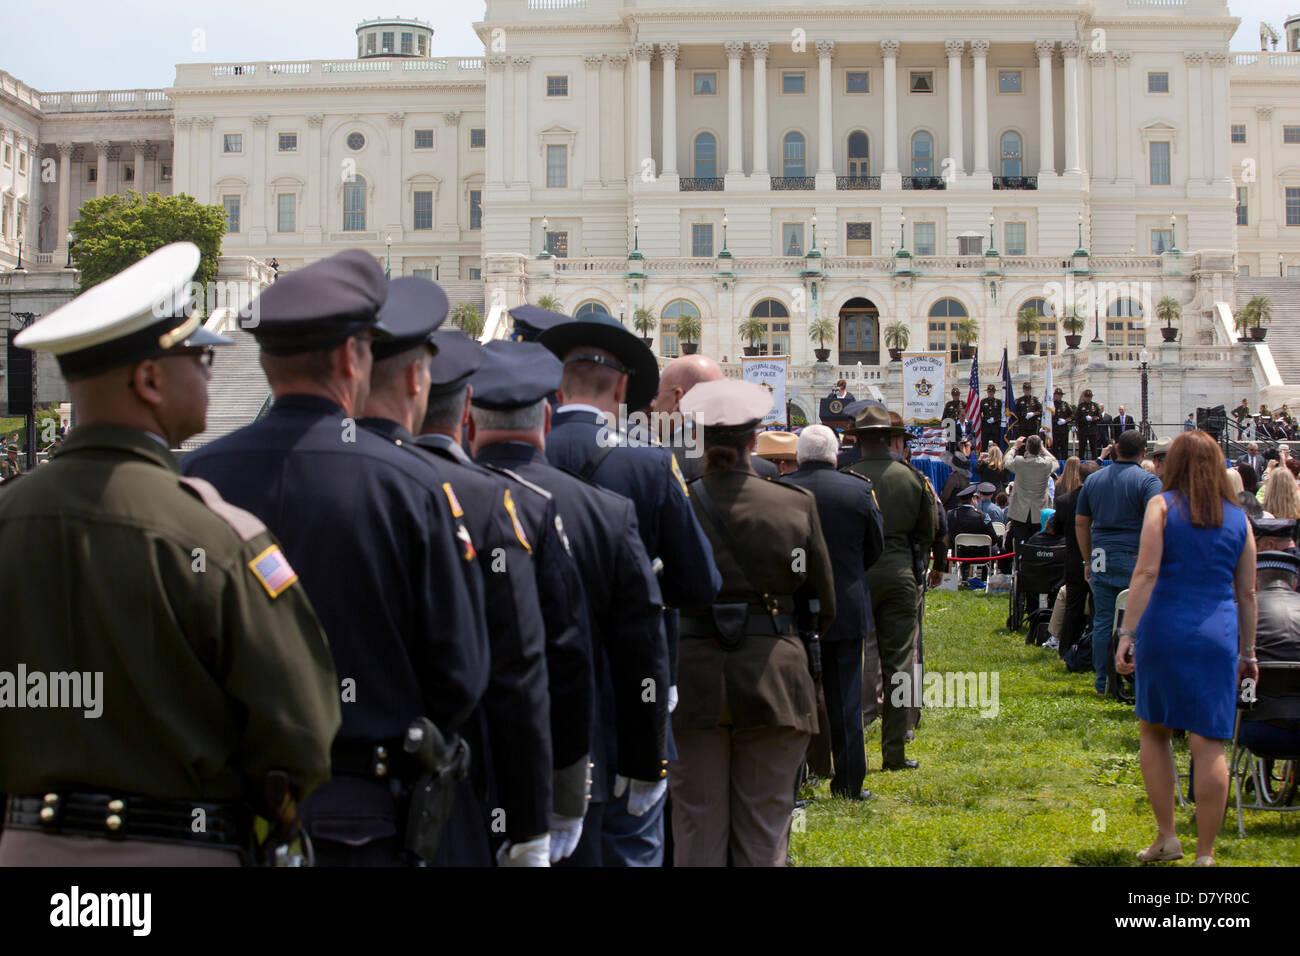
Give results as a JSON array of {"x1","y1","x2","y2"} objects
[
  {"x1": 1086, "y1": 416, "x2": 1093, "y2": 422},
  {"x1": 496, "y1": 833, "x2": 551, "y2": 867},
  {"x1": 548, "y1": 814, "x2": 584, "y2": 862},
  {"x1": 668, "y1": 684, "x2": 679, "y2": 713},
  {"x1": 1057, "y1": 419, "x2": 1066, "y2": 425},
  {"x1": 613, "y1": 774, "x2": 667, "y2": 817}
]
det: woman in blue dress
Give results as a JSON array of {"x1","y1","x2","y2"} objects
[{"x1": 1115, "y1": 430, "x2": 1257, "y2": 866}]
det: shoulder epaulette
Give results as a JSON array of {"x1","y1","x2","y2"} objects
[
  {"x1": 481, "y1": 462, "x2": 554, "y2": 501},
  {"x1": 842, "y1": 469, "x2": 874, "y2": 485},
  {"x1": 178, "y1": 476, "x2": 268, "y2": 543}
]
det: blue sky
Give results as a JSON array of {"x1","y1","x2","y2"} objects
[{"x1": 0, "y1": 1, "x2": 1291, "y2": 92}]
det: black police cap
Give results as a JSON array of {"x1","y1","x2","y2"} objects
[
  {"x1": 977, "y1": 481, "x2": 997, "y2": 495},
  {"x1": 372, "y1": 276, "x2": 448, "y2": 361},
  {"x1": 1258, "y1": 549, "x2": 1300, "y2": 574},
  {"x1": 509, "y1": 304, "x2": 573, "y2": 342},
  {"x1": 1250, "y1": 515, "x2": 1297, "y2": 540},
  {"x1": 427, "y1": 329, "x2": 484, "y2": 398},
  {"x1": 536, "y1": 312, "x2": 660, "y2": 411},
  {"x1": 250, "y1": 249, "x2": 392, "y2": 355},
  {"x1": 957, "y1": 484, "x2": 978, "y2": 499},
  {"x1": 469, "y1": 340, "x2": 562, "y2": 410}
]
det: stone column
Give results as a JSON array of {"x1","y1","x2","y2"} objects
[
  {"x1": 1257, "y1": 104, "x2": 1276, "y2": 232},
  {"x1": 1087, "y1": 51, "x2": 1109, "y2": 181},
  {"x1": 635, "y1": 42, "x2": 654, "y2": 178},
  {"x1": 1035, "y1": 40, "x2": 1055, "y2": 176},
  {"x1": 306, "y1": 113, "x2": 323, "y2": 241},
  {"x1": 725, "y1": 41, "x2": 745, "y2": 176},
  {"x1": 816, "y1": 40, "x2": 836, "y2": 179},
  {"x1": 487, "y1": 56, "x2": 507, "y2": 186},
  {"x1": 606, "y1": 53, "x2": 628, "y2": 182},
  {"x1": 131, "y1": 139, "x2": 147, "y2": 193},
  {"x1": 1062, "y1": 40, "x2": 1082, "y2": 174},
  {"x1": 95, "y1": 141, "x2": 110, "y2": 198},
  {"x1": 196, "y1": 117, "x2": 214, "y2": 204},
  {"x1": 387, "y1": 111, "x2": 405, "y2": 237},
  {"x1": 661, "y1": 43, "x2": 679, "y2": 176},
  {"x1": 512, "y1": 56, "x2": 531, "y2": 188},
  {"x1": 56, "y1": 143, "x2": 73, "y2": 258},
  {"x1": 1114, "y1": 51, "x2": 1133, "y2": 181},
  {"x1": 443, "y1": 111, "x2": 460, "y2": 232},
  {"x1": 249, "y1": 117, "x2": 268, "y2": 239},
  {"x1": 1184, "y1": 51, "x2": 1204, "y2": 184},
  {"x1": 584, "y1": 54, "x2": 603, "y2": 184},
  {"x1": 945, "y1": 40, "x2": 965, "y2": 176},
  {"x1": 1208, "y1": 51, "x2": 1230, "y2": 184},
  {"x1": 971, "y1": 40, "x2": 990, "y2": 174},
  {"x1": 882, "y1": 40, "x2": 900, "y2": 181},
  {"x1": 751, "y1": 41, "x2": 770, "y2": 176}
]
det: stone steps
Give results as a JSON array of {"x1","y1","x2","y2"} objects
[{"x1": 180, "y1": 332, "x2": 270, "y2": 450}]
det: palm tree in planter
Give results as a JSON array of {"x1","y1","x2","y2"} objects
[
  {"x1": 954, "y1": 316, "x2": 980, "y2": 360},
  {"x1": 1061, "y1": 305, "x2": 1086, "y2": 350},
  {"x1": 535, "y1": 294, "x2": 563, "y2": 313},
  {"x1": 449, "y1": 302, "x2": 484, "y2": 339},
  {"x1": 1155, "y1": 295, "x2": 1182, "y2": 343},
  {"x1": 1016, "y1": 305, "x2": 1042, "y2": 356},
  {"x1": 884, "y1": 320, "x2": 910, "y2": 362},
  {"x1": 675, "y1": 311, "x2": 702, "y2": 355},
  {"x1": 632, "y1": 306, "x2": 657, "y2": 347},
  {"x1": 739, "y1": 317, "x2": 769, "y2": 356},
  {"x1": 1236, "y1": 295, "x2": 1272, "y2": 342},
  {"x1": 809, "y1": 317, "x2": 836, "y2": 362}
]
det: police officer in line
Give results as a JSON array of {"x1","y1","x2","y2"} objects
[
  {"x1": 468, "y1": 340, "x2": 670, "y2": 867},
  {"x1": 1014, "y1": 381, "x2": 1042, "y2": 440},
  {"x1": 673, "y1": 380, "x2": 836, "y2": 865},
  {"x1": 416, "y1": 322, "x2": 596, "y2": 864},
  {"x1": 183, "y1": 250, "x2": 491, "y2": 867},
  {"x1": 947, "y1": 485, "x2": 996, "y2": 580},
  {"x1": 942, "y1": 386, "x2": 967, "y2": 451},
  {"x1": 1074, "y1": 388, "x2": 1103, "y2": 459},
  {"x1": 535, "y1": 311, "x2": 721, "y2": 867},
  {"x1": 0, "y1": 243, "x2": 340, "y2": 866},
  {"x1": 0, "y1": 443, "x2": 19, "y2": 481},
  {"x1": 842, "y1": 403, "x2": 935, "y2": 771},
  {"x1": 1050, "y1": 387, "x2": 1073, "y2": 459},
  {"x1": 353, "y1": 277, "x2": 558, "y2": 866},
  {"x1": 978, "y1": 384, "x2": 1002, "y2": 454}
]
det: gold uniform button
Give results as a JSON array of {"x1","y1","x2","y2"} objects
[
  {"x1": 39, "y1": 807, "x2": 55, "y2": 822},
  {"x1": 659, "y1": 769, "x2": 668, "y2": 778},
  {"x1": 375, "y1": 762, "x2": 388, "y2": 777},
  {"x1": 43, "y1": 793, "x2": 58, "y2": 804},
  {"x1": 107, "y1": 799, "x2": 125, "y2": 813},
  {"x1": 105, "y1": 814, "x2": 123, "y2": 831}
]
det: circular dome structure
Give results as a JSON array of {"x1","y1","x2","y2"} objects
[
  {"x1": 1287, "y1": 13, "x2": 1300, "y2": 52},
  {"x1": 356, "y1": 16, "x2": 433, "y2": 58}
]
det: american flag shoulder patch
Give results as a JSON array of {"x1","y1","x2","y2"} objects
[{"x1": 248, "y1": 545, "x2": 299, "y2": 599}]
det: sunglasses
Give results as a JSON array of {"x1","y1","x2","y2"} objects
[{"x1": 164, "y1": 346, "x2": 216, "y2": 368}]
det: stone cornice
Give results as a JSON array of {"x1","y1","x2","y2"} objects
[{"x1": 170, "y1": 81, "x2": 485, "y2": 96}]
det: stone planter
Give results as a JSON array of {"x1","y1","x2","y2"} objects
[
  {"x1": 1018, "y1": 340, "x2": 1037, "y2": 356},
  {"x1": 814, "y1": 348, "x2": 831, "y2": 362},
  {"x1": 640, "y1": 336, "x2": 654, "y2": 348},
  {"x1": 958, "y1": 345, "x2": 975, "y2": 360},
  {"x1": 1064, "y1": 334, "x2": 1082, "y2": 350},
  {"x1": 888, "y1": 347, "x2": 903, "y2": 362},
  {"x1": 1160, "y1": 326, "x2": 1178, "y2": 343},
  {"x1": 743, "y1": 346, "x2": 760, "y2": 356},
  {"x1": 681, "y1": 342, "x2": 698, "y2": 355},
  {"x1": 1251, "y1": 327, "x2": 1268, "y2": 342}
]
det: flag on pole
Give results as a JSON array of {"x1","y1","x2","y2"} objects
[
  {"x1": 999, "y1": 347, "x2": 1018, "y2": 449},
  {"x1": 1042, "y1": 347, "x2": 1053, "y2": 425},
  {"x1": 963, "y1": 348, "x2": 981, "y2": 450}
]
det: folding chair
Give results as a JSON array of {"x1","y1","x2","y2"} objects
[
  {"x1": 1230, "y1": 660, "x2": 1300, "y2": 838},
  {"x1": 991, "y1": 521, "x2": 1008, "y2": 540},
  {"x1": 953, "y1": 533, "x2": 994, "y2": 582}
]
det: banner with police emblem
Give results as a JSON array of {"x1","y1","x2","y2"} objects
[
  {"x1": 901, "y1": 352, "x2": 946, "y2": 424},
  {"x1": 741, "y1": 356, "x2": 787, "y2": 426}
]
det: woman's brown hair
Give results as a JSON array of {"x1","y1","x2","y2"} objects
[
  {"x1": 1055, "y1": 456, "x2": 1082, "y2": 496},
  {"x1": 1161, "y1": 430, "x2": 1235, "y2": 528}
]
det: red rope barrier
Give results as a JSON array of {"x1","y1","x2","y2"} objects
[{"x1": 945, "y1": 551, "x2": 1016, "y2": 562}]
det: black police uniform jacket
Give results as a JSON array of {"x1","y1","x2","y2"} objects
[
  {"x1": 183, "y1": 394, "x2": 491, "y2": 844},
  {"x1": 780, "y1": 461, "x2": 885, "y2": 642},
  {"x1": 946, "y1": 502, "x2": 995, "y2": 540},
  {"x1": 475, "y1": 441, "x2": 669, "y2": 801},
  {"x1": 979, "y1": 397, "x2": 1003, "y2": 436},
  {"x1": 1015, "y1": 395, "x2": 1042, "y2": 436}
]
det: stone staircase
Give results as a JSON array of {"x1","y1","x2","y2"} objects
[
  {"x1": 1236, "y1": 277, "x2": 1300, "y2": 386},
  {"x1": 439, "y1": 279, "x2": 485, "y2": 317},
  {"x1": 180, "y1": 331, "x2": 270, "y2": 451}
]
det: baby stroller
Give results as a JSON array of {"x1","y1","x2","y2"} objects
[{"x1": 1007, "y1": 533, "x2": 1066, "y2": 644}]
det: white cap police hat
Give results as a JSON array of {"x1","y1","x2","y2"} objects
[
  {"x1": 14, "y1": 242, "x2": 231, "y2": 378},
  {"x1": 680, "y1": 379, "x2": 774, "y2": 430}
]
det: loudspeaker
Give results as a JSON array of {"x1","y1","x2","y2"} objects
[
  {"x1": 1197, "y1": 404, "x2": 1226, "y2": 440},
  {"x1": 6, "y1": 338, "x2": 33, "y2": 417}
]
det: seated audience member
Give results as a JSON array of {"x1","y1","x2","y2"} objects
[
  {"x1": 947, "y1": 485, "x2": 995, "y2": 580},
  {"x1": 976, "y1": 482, "x2": 1004, "y2": 522},
  {"x1": 1239, "y1": 549, "x2": 1300, "y2": 759}
]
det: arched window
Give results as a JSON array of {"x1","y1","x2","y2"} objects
[
  {"x1": 343, "y1": 175, "x2": 366, "y2": 231},
  {"x1": 847, "y1": 131, "x2": 869, "y2": 177},
  {"x1": 661, "y1": 299, "x2": 700, "y2": 358},
  {"x1": 1019, "y1": 296, "x2": 1058, "y2": 356},
  {"x1": 911, "y1": 131, "x2": 933, "y2": 177},
  {"x1": 783, "y1": 132, "x2": 806, "y2": 178},
  {"x1": 574, "y1": 301, "x2": 610, "y2": 319},
  {"x1": 927, "y1": 297, "x2": 968, "y2": 362},
  {"x1": 1107, "y1": 297, "x2": 1146, "y2": 348},
  {"x1": 694, "y1": 133, "x2": 717, "y2": 179},
  {"x1": 1000, "y1": 131, "x2": 1022, "y2": 179},
  {"x1": 750, "y1": 298, "x2": 790, "y2": 355}
]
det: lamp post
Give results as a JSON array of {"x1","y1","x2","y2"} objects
[
  {"x1": 1091, "y1": 290, "x2": 1103, "y2": 344},
  {"x1": 1138, "y1": 348, "x2": 1151, "y2": 438},
  {"x1": 1168, "y1": 213, "x2": 1179, "y2": 255},
  {"x1": 633, "y1": 215, "x2": 640, "y2": 254},
  {"x1": 618, "y1": 298, "x2": 626, "y2": 325},
  {"x1": 810, "y1": 213, "x2": 818, "y2": 254},
  {"x1": 898, "y1": 213, "x2": 906, "y2": 252},
  {"x1": 986, "y1": 213, "x2": 997, "y2": 256},
  {"x1": 539, "y1": 217, "x2": 551, "y2": 258},
  {"x1": 65, "y1": 232, "x2": 75, "y2": 269},
  {"x1": 385, "y1": 234, "x2": 392, "y2": 279},
  {"x1": 15, "y1": 239, "x2": 23, "y2": 271},
  {"x1": 1280, "y1": 252, "x2": 1285, "y2": 277}
]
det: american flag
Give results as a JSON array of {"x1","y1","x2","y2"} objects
[{"x1": 964, "y1": 348, "x2": 981, "y2": 449}]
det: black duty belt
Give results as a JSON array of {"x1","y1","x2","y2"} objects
[
  {"x1": 680, "y1": 611, "x2": 795, "y2": 639},
  {"x1": 330, "y1": 738, "x2": 421, "y2": 782},
  {"x1": 5, "y1": 792, "x2": 247, "y2": 850}
]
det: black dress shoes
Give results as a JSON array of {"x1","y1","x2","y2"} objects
[{"x1": 882, "y1": 759, "x2": 920, "y2": 771}]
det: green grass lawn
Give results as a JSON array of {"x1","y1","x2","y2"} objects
[{"x1": 790, "y1": 589, "x2": 1300, "y2": 866}]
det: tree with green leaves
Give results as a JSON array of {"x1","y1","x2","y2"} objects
[
  {"x1": 71, "y1": 191, "x2": 226, "y2": 293},
  {"x1": 449, "y1": 302, "x2": 484, "y2": 338},
  {"x1": 632, "y1": 306, "x2": 656, "y2": 337},
  {"x1": 535, "y1": 294, "x2": 563, "y2": 312}
]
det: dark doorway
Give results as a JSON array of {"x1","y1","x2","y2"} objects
[{"x1": 839, "y1": 297, "x2": 880, "y2": 365}]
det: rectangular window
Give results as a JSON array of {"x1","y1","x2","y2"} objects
[
  {"x1": 277, "y1": 194, "x2": 295, "y2": 232},
  {"x1": 470, "y1": 128, "x2": 486, "y2": 149},
  {"x1": 469, "y1": 267, "x2": 482, "y2": 279},
  {"x1": 1289, "y1": 266, "x2": 1300, "y2": 277},
  {"x1": 546, "y1": 144, "x2": 567, "y2": 187},
  {"x1": 545, "y1": 230, "x2": 568, "y2": 258},
  {"x1": 910, "y1": 71, "x2": 933, "y2": 93},
  {"x1": 691, "y1": 223, "x2": 714, "y2": 257},
  {"x1": 694, "y1": 72, "x2": 717, "y2": 95},
  {"x1": 123, "y1": 164, "x2": 134, "y2": 182},
  {"x1": 417, "y1": 34, "x2": 426, "y2": 56},
  {"x1": 278, "y1": 132, "x2": 298, "y2": 152},
  {"x1": 223, "y1": 133, "x2": 243, "y2": 154},
  {"x1": 413, "y1": 190, "x2": 433, "y2": 230},
  {"x1": 1231, "y1": 124, "x2": 1247, "y2": 144},
  {"x1": 1151, "y1": 229, "x2": 1172, "y2": 254},
  {"x1": 414, "y1": 129, "x2": 434, "y2": 149},
  {"x1": 781, "y1": 223, "x2": 804, "y2": 256},
  {"x1": 2, "y1": 144, "x2": 9, "y2": 166},
  {"x1": 1237, "y1": 186, "x2": 1249, "y2": 226},
  {"x1": 846, "y1": 221, "x2": 872, "y2": 256},
  {"x1": 1147, "y1": 71, "x2": 1169, "y2": 93},
  {"x1": 547, "y1": 75, "x2": 569, "y2": 97},
  {"x1": 782, "y1": 71, "x2": 806, "y2": 94},
  {"x1": 1240, "y1": 265, "x2": 1250, "y2": 276},
  {"x1": 161, "y1": 164, "x2": 172, "y2": 181},
  {"x1": 998, "y1": 70, "x2": 1022, "y2": 93},
  {"x1": 366, "y1": 33, "x2": 376, "y2": 55},
  {"x1": 223, "y1": 196, "x2": 241, "y2": 234},
  {"x1": 469, "y1": 189, "x2": 482, "y2": 230},
  {"x1": 18, "y1": 151, "x2": 26, "y2": 174},
  {"x1": 846, "y1": 71, "x2": 869, "y2": 93},
  {"x1": 661, "y1": 323, "x2": 679, "y2": 358},
  {"x1": 382, "y1": 31, "x2": 395, "y2": 52},
  {"x1": 1004, "y1": 221, "x2": 1026, "y2": 256},
  {"x1": 401, "y1": 32, "x2": 413, "y2": 55},
  {"x1": 87, "y1": 166, "x2": 97, "y2": 183},
  {"x1": 1149, "y1": 141, "x2": 1171, "y2": 185},
  {"x1": 412, "y1": 269, "x2": 432, "y2": 280},
  {"x1": 769, "y1": 321, "x2": 790, "y2": 356},
  {"x1": 1285, "y1": 126, "x2": 1300, "y2": 145},
  {"x1": 1287, "y1": 187, "x2": 1300, "y2": 226},
  {"x1": 914, "y1": 221, "x2": 936, "y2": 255}
]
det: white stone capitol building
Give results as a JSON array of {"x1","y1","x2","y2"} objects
[{"x1": 6, "y1": 0, "x2": 1300, "y2": 428}]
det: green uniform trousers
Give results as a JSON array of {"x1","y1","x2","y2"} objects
[{"x1": 869, "y1": 578, "x2": 920, "y2": 766}]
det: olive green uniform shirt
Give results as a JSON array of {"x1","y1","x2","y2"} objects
[
  {"x1": 845, "y1": 450, "x2": 936, "y2": 590},
  {"x1": 0, "y1": 425, "x2": 340, "y2": 806}
]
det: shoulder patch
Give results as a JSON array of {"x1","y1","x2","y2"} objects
[
  {"x1": 247, "y1": 544, "x2": 299, "y2": 599},
  {"x1": 178, "y1": 476, "x2": 267, "y2": 543},
  {"x1": 503, "y1": 489, "x2": 531, "y2": 554},
  {"x1": 442, "y1": 481, "x2": 465, "y2": 518},
  {"x1": 669, "y1": 453, "x2": 690, "y2": 499},
  {"x1": 554, "y1": 513, "x2": 573, "y2": 556}
]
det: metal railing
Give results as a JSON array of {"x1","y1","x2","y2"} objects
[
  {"x1": 902, "y1": 176, "x2": 946, "y2": 190},
  {"x1": 679, "y1": 177, "x2": 724, "y2": 191},
  {"x1": 836, "y1": 175, "x2": 881, "y2": 190},
  {"x1": 770, "y1": 176, "x2": 816, "y2": 190},
  {"x1": 993, "y1": 176, "x2": 1038, "y2": 190}
]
